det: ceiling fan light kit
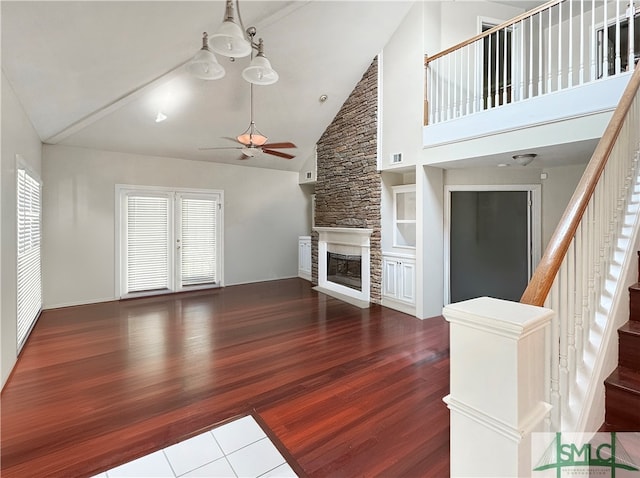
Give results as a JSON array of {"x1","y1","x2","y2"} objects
[{"x1": 237, "y1": 120, "x2": 268, "y2": 146}]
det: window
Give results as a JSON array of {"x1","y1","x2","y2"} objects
[
  {"x1": 17, "y1": 164, "x2": 42, "y2": 350},
  {"x1": 117, "y1": 186, "x2": 223, "y2": 298}
]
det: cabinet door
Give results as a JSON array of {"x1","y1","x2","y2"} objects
[
  {"x1": 383, "y1": 257, "x2": 399, "y2": 298},
  {"x1": 302, "y1": 241, "x2": 311, "y2": 274},
  {"x1": 398, "y1": 260, "x2": 416, "y2": 304},
  {"x1": 298, "y1": 241, "x2": 306, "y2": 271}
]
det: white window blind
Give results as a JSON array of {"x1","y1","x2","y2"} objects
[
  {"x1": 17, "y1": 168, "x2": 42, "y2": 349},
  {"x1": 180, "y1": 197, "x2": 218, "y2": 287},
  {"x1": 126, "y1": 195, "x2": 170, "y2": 294}
]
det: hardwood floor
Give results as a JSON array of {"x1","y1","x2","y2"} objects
[{"x1": 0, "y1": 279, "x2": 450, "y2": 477}]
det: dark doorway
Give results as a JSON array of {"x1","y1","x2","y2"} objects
[
  {"x1": 483, "y1": 23, "x2": 512, "y2": 109},
  {"x1": 450, "y1": 190, "x2": 530, "y2": 303}
]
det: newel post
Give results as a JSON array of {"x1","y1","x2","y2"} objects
[{"x1": 443, "y1": 297, "x2": 554, "y2": 477}]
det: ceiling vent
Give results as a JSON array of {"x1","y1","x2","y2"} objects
[{"x1": 391, "y1": 152, "x2": 403, "y2": 164}]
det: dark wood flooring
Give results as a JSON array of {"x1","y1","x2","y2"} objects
[{"x1": 0, "y1": 279, "x2": 450, "y2": 477}]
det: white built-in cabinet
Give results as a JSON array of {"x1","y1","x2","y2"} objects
[
  {"x1": 298, "y1": 236, "x2": 312, "y2": 281},
  {"x1": 381, "y1": 253, "x2": 416, "y2": 313},
  {"x1": 383, "y1": 184, "x2": 417, "y2": 314}
]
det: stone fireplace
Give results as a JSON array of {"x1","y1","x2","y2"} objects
[{"x1": 314, "y1": 227, "x2": 372, "y2": 307}]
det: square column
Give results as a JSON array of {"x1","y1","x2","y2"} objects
[{"x1": 443, "y1": 297, "x2": 554, "y2": 477}]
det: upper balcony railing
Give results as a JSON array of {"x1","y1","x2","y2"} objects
[{"x1": 424, "y1": 0, "x2": 638, "y2": 126}]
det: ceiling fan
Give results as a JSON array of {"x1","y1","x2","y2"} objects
[{"x1": 198, "y1": 83, "x2": 296, "y2": 160}]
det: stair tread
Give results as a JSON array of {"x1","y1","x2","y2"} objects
[
  {"x1": 629, "y1": 283, "x2": 640, "y2": 292},
  {"x1": 620, "y1": 321, "x2": 640, "y2": 335},
  {"x1": 605, "y1": 366, "x2": 640, "y2": 394}
]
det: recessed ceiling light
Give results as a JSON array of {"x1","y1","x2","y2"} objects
[
  {"x1": 497, "y1": 163, "x2": 509, "y2": 167},
  {"x1": 319, "y1": 94, "x2": 328, "y2": 103},
  {"x1": 155, "y1": 112, "x2": 167, "y2": 123}
]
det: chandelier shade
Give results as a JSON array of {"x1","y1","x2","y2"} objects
[
  {"x1": 209, "y1": 20, "x2": 252, "y2": 58},
  {"x1": 186, "y1": 33, "x2": 225, "y2": 80},
  {"x1": 242, "y1": 42, "x2": 278, "y2": 85}
]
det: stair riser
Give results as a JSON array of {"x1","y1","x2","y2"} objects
[
  {"x1": 630, "y1": 288, "x2": 640, "y2": 321},
  {"x1": 619, "y1": 332, "x2": 640, "y2": 370},
  {"x1": 605, "y1": 385, "x2": 640, "y2": 429}
]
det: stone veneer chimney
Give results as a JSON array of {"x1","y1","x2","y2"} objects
[{"x1": 312, "y1": 57, "x2": 381, "y2": 304}]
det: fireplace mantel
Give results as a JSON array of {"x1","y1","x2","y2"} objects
[
  {"x1": 314, "y1": 227, "x2": 373, "y2": 246},
  {"x1": 313, "y1": 227, "x2": 372, "y2": 308}
]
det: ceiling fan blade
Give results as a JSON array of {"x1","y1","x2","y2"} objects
[
  {"x1": 198, "y1": 146, "x2": 241, "y2": 151},
  {"x1": 261, "y1": 142, "x2": 296, "y2": 149},
  {"x1": 262, "y1": 149, "x2": 295, "y2": 159}
]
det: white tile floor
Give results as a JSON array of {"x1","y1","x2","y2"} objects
[{"x1": 91, "y1": 415, "x2": 298, "y2": 478}]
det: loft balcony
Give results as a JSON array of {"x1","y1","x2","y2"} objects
[{"x1": 423, "y1": 0, "x2": 639, "y2": 167}]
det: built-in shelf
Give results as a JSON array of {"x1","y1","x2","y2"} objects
[{"x1": 393, "y1": 184, "x2": 416, "y2": 249}]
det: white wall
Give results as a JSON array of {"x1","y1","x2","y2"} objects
[
  {"x1": 541, "y1": 163, "x2": 587, "y2": 248},
  {"x1": 1, "y1": 72, "x2": 43, "y2": 388},
  {"x1": 42, "y1": 145, "x2": 307, "y2": 309},
  {"x1": 381, "y1": 1, "x2": 434, "y2": 170},
  {"x1": 440, "y1": 1, "x2": 524, "y2": 49},
  {"x1": 444, "y1": 164, "x2": 587, "y2": 252}
]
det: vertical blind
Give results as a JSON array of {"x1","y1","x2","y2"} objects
[
  {"x1": 17, "y1": 168, "x2": 42, "y2": 349},
  {"x1": 126, "y1": 195, "x2": 170, "y2": 293},
  {"x1": 180, "y1": 197, "x2": 218, "y2": 287}
]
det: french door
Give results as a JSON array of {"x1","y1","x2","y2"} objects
[{"x1": 117, "y1": 186, "x2": 223, "y2": 298}]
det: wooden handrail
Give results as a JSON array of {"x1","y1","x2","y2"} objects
[
  {"x1": 520, "y1": 64, "x2": 640, "y2": 306},
  {"x1": 424, "y1": 0, "x2": 561, "y2": 66}
]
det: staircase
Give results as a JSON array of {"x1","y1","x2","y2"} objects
[{"x1": 604, "y1": 252, "x2": 640, "y2": 430}]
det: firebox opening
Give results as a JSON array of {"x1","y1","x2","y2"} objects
[{"x1": 327, "y1": 252, "x2": 362, "y2": 291}]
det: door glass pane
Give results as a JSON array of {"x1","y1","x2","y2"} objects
[
  {"x1": 126, "y1": 195, "x2": 170, "y2": 293},
  {"x1": 180, "y1": 197, "x2": 218, "y2": 287}
]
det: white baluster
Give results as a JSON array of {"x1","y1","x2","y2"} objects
[
  {"x1": 548, "y1": 7, "x2": 553, "y2": 92},
  {"x1": 529, "y1": 15, "x2": 534, "y2": 97},
  {"x1": 550, "y1": 277, "x2": 561, "y2": 430},
  {"x1": 495, "y1": 32, "x2": 500, "y2": 107},
  {"x1": 453, "y1": 50, "x2": 458, "y2": 118},
  {"x1": 567, "y1": 240, "x2": 577, "y2": 385},
  {"x1": 580, "y1": 0, "x2": 585, "y2": 84},
  {"x1": 539, "y1": 11, "x2": 544, "y2": 94},
  {"x1": 575, "y1": 222, "x2": 585, "y2": 361},
  {"x1": 503, "y1": 27, "x2": 509, "y2": 105},
  {"x1": 558, "y1": 0, "x2": 563, "y2": 90},
  {"x1": 604, "y1": 0, "x2": 610, "y2": 77},
  {"x1": 569, "y1": 0, "x2": 574, "y2": 88},
  {"x1": 466, "y1": 46, "x2": 471, "y2": 115},
  {"x1": 559, "y1": 260, "x2": 569, "y2": 418},
  {"x1": 447, "y1": 55, "x2": 452, "y2": 120},
  {"x1": 591, "y1": 0, "x2": 596, "y2": 81},
  {"x1": 616, "y1": 0, "x2": 621, "y2": 75},
  {"x1": 474, "y1": 41, "x2": 481, "y2": 112},
  {"x1": 628, "y1": 2, "x2": 636, "y2": 71},
  {"x1": 488, "y1": 33, "x2": 493, "y2": 109}
]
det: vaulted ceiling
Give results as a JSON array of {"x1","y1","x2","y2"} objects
[{"x1": 2, "y1": 1, "x2": 414, "y2": 171}]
